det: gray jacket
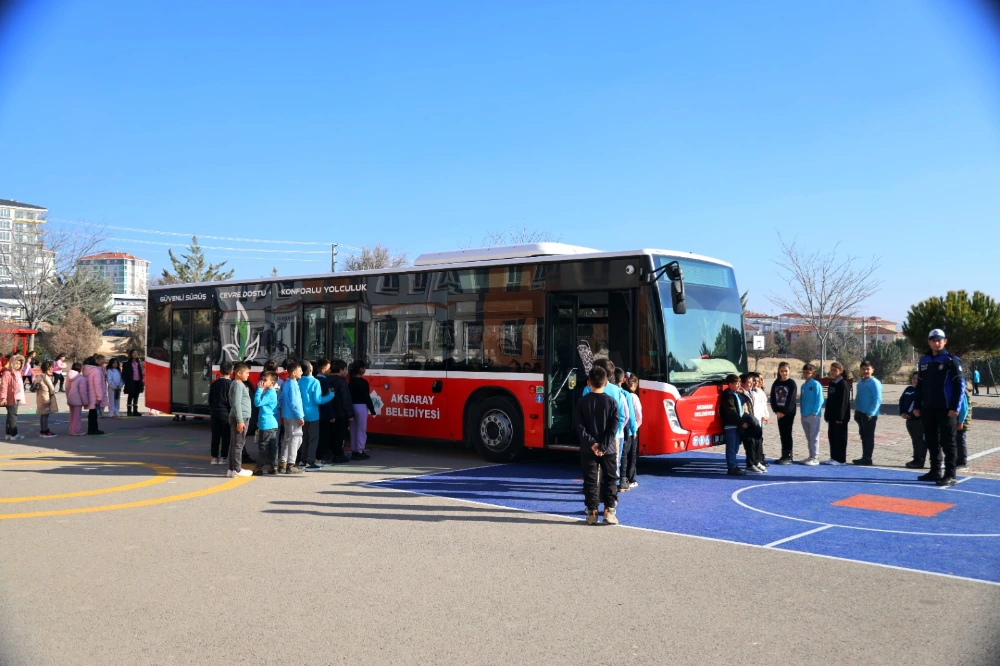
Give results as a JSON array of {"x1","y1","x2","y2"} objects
[{"x1": 229, "y1": 380, "x2": 252, "y2": 423}]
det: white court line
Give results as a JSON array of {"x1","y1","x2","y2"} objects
[
  {"x1": 952, "y1": 476, "x2": 973, "y2": 485},
  {"x1": 764, "y1": 524, "x2": 833, "y2": 548},
  {"x1": 967, "y1": 445, "x2": 1000, "y2": 461},
  {"x1": 366, "y1": 475, "x2": 1000, "y2": 588}
]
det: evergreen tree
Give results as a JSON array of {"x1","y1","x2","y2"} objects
[
  {"x1": 902, "y1": 291, "x2": 1000, "y2": 357},
  {"x1": 160, "y1": 236, "x2": 235, "y2": 284}
]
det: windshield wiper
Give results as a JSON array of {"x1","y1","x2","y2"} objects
[{"x1": 680, "y1": 379, "x2": 724, "y2": 396}]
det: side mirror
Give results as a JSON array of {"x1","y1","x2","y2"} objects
[
  {"x1": 667, "y1": 261, "x2": 686, "y2": 314},
  {"x1": 568, "y1": 369, "x2": 578, "y2": 390}
]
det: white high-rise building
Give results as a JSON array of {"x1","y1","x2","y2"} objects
[
  {"x1": 76, "y1": 252, "x2": 150, "y2": 326},
  {"x1": 0, "y1": 199, "x2": 48, "y2": 321}
]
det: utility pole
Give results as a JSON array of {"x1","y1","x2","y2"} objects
[{"x1": 331, "y1": 243, "x2": 338, "y2": 273}]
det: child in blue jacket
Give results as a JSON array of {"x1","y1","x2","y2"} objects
[
  {"x1": 298, "y1": 360, "x2": 334, "y2": 470},
  {"x1": 253, "y1": 371, "x2": 280, "y2": 475}
]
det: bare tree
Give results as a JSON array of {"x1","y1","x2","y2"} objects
[
  {"x1": 482, "y1": 225, "x2": 559, "y2": 247},
  {"x1": 790, "y1": 335, "x2": 820, "y2": 366},
  {"x1": 46, "y1": 307, "x2": 102, "y2": 363},
  {"x1": 343, "y1": 243, "x2": 409, "y2": 271},
  {"x1": 767, "y1": 235, "x2": 881, "y2": 375},
  {"x1": 6, "y1": 224, "x2": 108, "y2": 349}
]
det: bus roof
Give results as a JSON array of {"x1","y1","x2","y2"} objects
[{"x1": 148, "y1": 247, "x2": 732, "y2": 291}]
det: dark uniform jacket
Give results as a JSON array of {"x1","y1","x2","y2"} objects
[{"x1": 914, "y1": 350, "x2": 965, "y2": 412}]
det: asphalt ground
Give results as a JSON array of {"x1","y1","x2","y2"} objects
[{"x1": 1, "y1": 398, "x2": 999, "y2": 665}]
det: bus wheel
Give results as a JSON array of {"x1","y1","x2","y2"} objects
[{"x1": 471, "y1": 396, "x2": 523, "y2": 462}]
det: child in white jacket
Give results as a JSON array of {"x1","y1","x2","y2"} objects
[{"x1": 106, "y1": 358, "x2": 124, "y2": 418}]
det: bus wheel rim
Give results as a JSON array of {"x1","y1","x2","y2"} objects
[{"x1": 480, "y1": 410, "x2": 512, "y2": 452}]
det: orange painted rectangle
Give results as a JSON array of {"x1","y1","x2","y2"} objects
[{"x1": 832, "y1": 494, "x2": 955, "y2": 517}]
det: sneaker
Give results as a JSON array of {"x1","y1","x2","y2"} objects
[
  {"x1": 253, "y1": 467, "x2": 264, "y2": 476},
  {"x1": 754, "y1": 464, "x2": 767, "y2": 473},
  {"x1": 287, "y1": 465, "x2": 303, "y2": 474},
  {"x1": 745, "y1": 466, "x2": 765, "y2": 474},
  {"x1": 955, "y1": 461, "x2": 968, "y2": 469},
  {"x1": 334, "y1": 455, "x2": 351, "y2": 464},
  {"x1": 773, "y1": 457, "x2": 793, "y2": 465},
  {"x1": 917, "y1": 471, "x2": 942, "y2": 482},
  {"x1": 802, "y1": 458, "x2": 819, "y2": 466},
  {"x1": 11, "y1": 434, "x2": 24, "y2": 440},
  {"x1": 629, "y1": 481, "x2": 638, "y2": 488},
  {"x1": 226, "y1": 469, "x2": 235, "y2": 478},
  {"x1": 820, "y1": 459, "x2": 839, "y2": 465},
  {"x1": 221, "y1": 458, "x2": 228, "y2": 466},
  {"x1": 852, "y1": 458, "x2": 873, "y2": 466},
  {"x1": 356, "y1": 452, "x2": 371, "y2": 460},
  {"x1": 618, "y1": 484, "x2": 630, "y2": 491},
  {"x1": 3, "y1": 434, "x2": 9, "y2": 441},
  {"x1": 602, "y1": 507, "x2": 619, "y2": 525},
  {"x1": 267, "y1": 466, "x2": 277, "y2": 475},
  {"x1": 935, "y1": 476, "x2": 957, "y2": 487},
  {"x1": 904, "y1": 460, "x2": 925, "y2": 469},
  {"x1": 235, "y1": 469, "x2": 253, "y2": 477},
  {"x1": 40, "y1": 433, "x2": 57, "y2": 439},
  {"x1": 727, "y1": 467, "x2": 746, "y2": 476},
  {"x1": 305, "y1": 463, "x2": 322, "y2": 470},
  {"x1": 211, "y1": 457, "x2": 221, "y2": 465},
  {"x1": 586, "y1": 510, "x2": 599, "y2": 526},
  {"x1": 760, "y1": 460, "x2": 770, "y2": 468}
]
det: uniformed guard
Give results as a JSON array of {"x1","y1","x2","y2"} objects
[{"x1": 912, "y1": 328, "x2": 965, "y2": 487}]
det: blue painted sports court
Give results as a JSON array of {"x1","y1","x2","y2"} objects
[{"x1": 375, "y1": 452, "x2": 1000, "y2": 585}]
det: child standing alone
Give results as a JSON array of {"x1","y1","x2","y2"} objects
[{"x1": 575, "y1": 365, "x2": 622, "y2": 525}]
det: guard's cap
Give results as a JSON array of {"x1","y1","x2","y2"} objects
[{"x1": 928, "y1": 328, "x2": 946, "y2": 340}]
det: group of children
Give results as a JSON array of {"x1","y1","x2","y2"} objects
[
  {"x1": 208, "y1": 357, "x2": 377, "y2": 478},
  {"x1": 573, "y1": 357, "x2": 644, "y2": 526},
  {"x1": 0, "y1": 351, "x2": 145, "y2": 441}
]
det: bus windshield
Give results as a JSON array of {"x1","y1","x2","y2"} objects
[{"x1": 654, "y1": 256, "x2": 747, "y2": 386}]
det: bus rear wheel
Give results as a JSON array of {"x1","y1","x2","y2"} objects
[{"x1": 470, "y1": 396, "x2": 523, "y2": 463}]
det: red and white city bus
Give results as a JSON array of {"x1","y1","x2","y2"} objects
[{"x1": 145, "y1": 244, "x2": 748, "y2": 461}]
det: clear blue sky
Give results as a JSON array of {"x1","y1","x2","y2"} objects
[{"x1": 2, "y1": 0, "x2": 999, "y2": 323}]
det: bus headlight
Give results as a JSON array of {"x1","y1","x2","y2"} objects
[{"x1": 663, "y1": 399, "x2": 688, "y2": 434}]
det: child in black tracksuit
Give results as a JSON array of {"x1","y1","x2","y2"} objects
[
  {"x1": 575, "y1": 365, "x2": 622, "y2": 526},
  {"x1": 327, "y1": 359, "x2": 353, "y2": 464},
  {"x1": 208, "y1": 362, "x2": 233, "y2": 464}
]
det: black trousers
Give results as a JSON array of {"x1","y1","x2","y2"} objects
[
  {"x1": 906, "y1": 417, "x2": 926, "y2": 464},
  {"x1": 53, "y1": 373, "x2": 65, "y2": 391},
  {"x1": 922, "y1": 409, "x2": 957, "y2": 478},
  {"x1": 5, "y1": 405, "x2": 17, "y2": 436},
  {"x1": 210, "y1": 414, "x2": 231, "y2": 459},
  {"x1": 855, "y1": 414, "x2": 877, "y2": 462},
  {"x1": 956, "y1": 428, "x2": 967, "y2": 465},
  {"x1": 777, "y1": 415, "x2": 795, "y2": 459},
  {"x1": 620, "y1": 435, "x2": 638, "y2": 485},
  {"x1": 332, "y1": 418, "x2": 350, "y2": 459},
  {"x1": 581, "y1": 448, "x2": 619, "y2": 510},
  {"x1": 125, "y1": 392, "x2": 140, "y2": 412},
  {"x1": 827, "y1": 420, "x2": 849, "y2": 463},
  {"x1": 87, "y1": 408, "x2": 99, "y2": 434},
  {"x1": 741, "y1": 434, "x2": 762, "y2": 468},
  {"x1": 973, "y1": 382, "x2": 980, "y2": 395}
]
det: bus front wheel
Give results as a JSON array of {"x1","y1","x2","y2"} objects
[{"x1": 470, "y1": 396, "x2": 524, "y2": 463}]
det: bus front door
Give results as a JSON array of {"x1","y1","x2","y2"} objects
[
  {"x1": 546, "y1": 291, "x2": 634, "y2": 447},
  {"x1": 170, "y1": 308, "x2": 213, "y2": 415}
]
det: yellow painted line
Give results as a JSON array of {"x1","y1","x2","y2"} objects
[
  {"x1": 0, "y1": 452, "x2": 212, "y2": 461},
  {"x1": 0, "y1": 451, "x2": 252, "y2": 520},
  {"x1": 0, "y1": 461, "x2": 175, "y2": 503}
]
